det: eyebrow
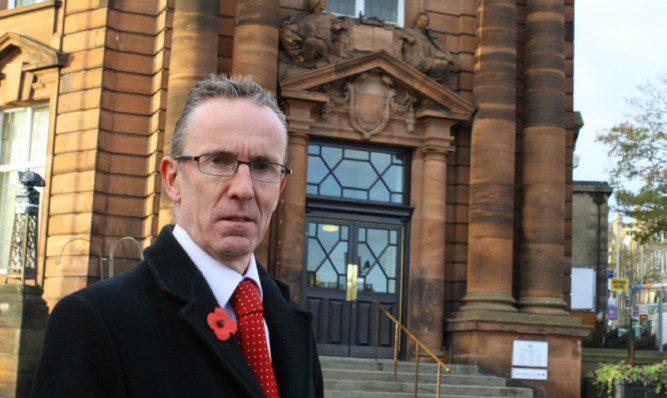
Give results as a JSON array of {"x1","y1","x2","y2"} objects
[{"x1": 206, "y1": 151, "x2": 279, "y2": 163}]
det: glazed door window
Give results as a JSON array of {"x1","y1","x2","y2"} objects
[
  {"x1": 0, "y1": 105, "x2": 48, "y2": 271},
  {"x1": 326, "y1": 0, "x2": 404, "y2": 26},
  {"x1": 306, "y1": 220, "x2": 400, "y2": 294}
]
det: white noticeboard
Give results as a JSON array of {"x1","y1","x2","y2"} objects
[
  {"x1": 570, "y1": 266, "x2": 596, "y2": 311},
  {"x1": 511, "y1": 340, "x2": 548, "y2": 380},
  {"x1": 512, "y1": 340, "x2": 548, "y2": 367}
]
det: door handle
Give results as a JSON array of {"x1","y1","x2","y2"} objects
[{"x1": 346, "y1": 263, "x2": 358, "y2": 301}]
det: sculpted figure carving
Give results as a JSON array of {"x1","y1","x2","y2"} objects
[
  {"x1": 280, "y1": 0, "x2": 348, "y2": 67},
  {"x1": 400, "y1": 12, "x2": 455, "y2": 84}
]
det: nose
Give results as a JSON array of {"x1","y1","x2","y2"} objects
[{"x1": 226, "y1": 162, "x2": 254, "y2": 200}]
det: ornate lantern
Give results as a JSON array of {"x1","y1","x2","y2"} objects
[{"x1": 4, "y1": 170, "x2": 44, "y2": 285}]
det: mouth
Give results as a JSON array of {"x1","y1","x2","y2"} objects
[{"x1": 224, "y1": 216, "x2": 253, "y2": 223}]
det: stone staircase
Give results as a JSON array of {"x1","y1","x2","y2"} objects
[{"x1": 321, "y1": 356, "x2": 534, "y2": 398}]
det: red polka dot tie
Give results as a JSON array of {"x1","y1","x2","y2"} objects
[{"x1": 231, "y1": 280, "x2": 280, "y2": 398}]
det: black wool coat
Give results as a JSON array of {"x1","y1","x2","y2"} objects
[{"x1": 31, "y1": 226, "x2": 323, "y2": 398}]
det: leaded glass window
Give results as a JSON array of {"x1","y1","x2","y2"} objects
[
  {"x1": 307, "y1": 143, "x2": 406, "y2": 204},
  {"x1": 356, "y1": 226, "x2": 399, "y2": 293}
]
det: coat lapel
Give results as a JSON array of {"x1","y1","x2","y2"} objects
[
  {"x1": 179, "y1": 293, "x2": 265, "y2": 397},
  {"x1": 259, "y1": 265, "x2": 317, "y2": 397},
  {"x1": 145, "y1": 227, "x2": 265, "y2": 397}
]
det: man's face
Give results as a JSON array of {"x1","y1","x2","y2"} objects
[{"x1": 162, "y1": 97, "x2": 286, "y2": 273}]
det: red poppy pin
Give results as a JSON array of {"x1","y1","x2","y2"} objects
[{"x1": 207, "y1": 307, "x2": 237, "y2": 341}]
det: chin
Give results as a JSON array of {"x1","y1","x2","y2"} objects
[{"x1": 214, "y1": 238, "x2": 255, "y2": 257}]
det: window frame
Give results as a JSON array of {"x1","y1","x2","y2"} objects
[
  {"x1": 0, "y1": 104, "x2": 49, "y2": 272},
  {"x1": 326, "y1": 0, "x2": 405, "y2": 27},
  {"x1": 6, "y1": 0, "x2": 45, "y2": 9}
]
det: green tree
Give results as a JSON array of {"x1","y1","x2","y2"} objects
[{"x1": 597, "y1": 73, "x2": 666, "y2": 243}]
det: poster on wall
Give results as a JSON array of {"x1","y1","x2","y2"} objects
[{"x1": 570, "y1": 265, "x2": 596, "y2": 311}]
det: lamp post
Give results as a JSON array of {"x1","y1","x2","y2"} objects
[
  {"x1": 0, "y1": 170, "x2": 48, "y2": 397},
  {"x1": 4, "y1": 170, "x2": 45, "y2": 285}
]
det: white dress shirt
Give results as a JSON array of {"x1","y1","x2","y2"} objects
[{"x1": 172, "y1": 225, "x2": 271, "y2": 356}]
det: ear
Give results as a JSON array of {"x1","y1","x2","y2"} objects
[
  {"x1": 279, "y1": 177, "x2": 287, "y2": 192},
  {"x1": 160, "y1": 156, "x2": 181, "y2": 203}
]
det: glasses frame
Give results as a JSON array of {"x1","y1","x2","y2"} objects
[{"x1": 175, "y1": 153, "x2": 292, "y2": 183}]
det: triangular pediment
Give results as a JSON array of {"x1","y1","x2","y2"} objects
[
  {"x1": 280, "y1": 50, "x2": 475, "y2": 121},
  {"x1": 0, "y1": 32, "x2": 68, "y2": 70}
]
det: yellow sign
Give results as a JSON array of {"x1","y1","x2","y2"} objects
[{"x1": 610, "y1": 278, "x2": 628, "y2": 291}]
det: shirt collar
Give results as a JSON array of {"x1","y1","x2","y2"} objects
[{"x1": 172, "y1": 224, "x2": 263, "y2": 308}]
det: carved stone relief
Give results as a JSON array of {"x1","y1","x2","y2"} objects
[
  {"x1": 315, "y1": 71, "x2": 417, "y2": 138},
  {"x1": 396, "y1": 12, "x2": 455, "y2": 85},
  {"x1": 279, "y1": 8, "x2": 455, "y2": 85}
]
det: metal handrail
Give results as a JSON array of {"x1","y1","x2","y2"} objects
[{"x1": 372, "y1": 300, "x2": 450, "y2": 398}]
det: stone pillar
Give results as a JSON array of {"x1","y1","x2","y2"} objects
[
  {"x1": 232, "y1": 0, "x2": 280, "y2": 91},
  {"x1": 517, "y1": 0, "x2": 568, "y2": 315},
  {"x1": 460, "y1": 0, "x2": 517, "y2": 312},
  {"x1": 413, "y1": 119, "x2": 454, "y2": 349},
  {"x1": 0, "y1": 285, "x2": 49, "y2": 397},
  {"x1": 159, "y1": 0, "x2": 220, "y2": 227},
  {"x1": 274, "y1": 97, "x2": 324, "y2": 301}
]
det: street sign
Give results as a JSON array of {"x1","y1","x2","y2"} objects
[
  {"x1": 608, "y1": 306, "x2": 617, "y2": 320},
  {"x1": 610, "y1": 278, "x2": 628, "y2": 291}
]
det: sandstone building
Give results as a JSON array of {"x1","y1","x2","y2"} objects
[{"x1": 0, "y1": 0, "x2": 587, "y2": 396}]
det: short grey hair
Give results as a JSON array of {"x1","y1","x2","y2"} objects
[{"x1": 169, "y1": 74, "x2": 288, "y2": 157}]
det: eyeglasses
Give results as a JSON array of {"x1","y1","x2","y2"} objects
[{"x1": 175, "y1": 153, "x2": 292, "y2": 183}]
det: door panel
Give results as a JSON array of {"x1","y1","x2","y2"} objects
[{"x1": 304, "y1": 217, "x2": 403, "y2": 358}]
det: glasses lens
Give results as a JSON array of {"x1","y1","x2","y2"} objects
[
  {"x1": 250, "y1": 160, "x2": 284, "y2": 183},
  {"x1": 199, "y1": 153, "x2": 237, "y2": 176}
]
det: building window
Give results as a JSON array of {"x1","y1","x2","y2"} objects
[
  {"x1": 654, "y1": 249, "x2": 661, "y2": 271},
  {"x1": 326, "y1": 0, "x2": 404, "y2": 26},
  {"x1": 5, "y1": 0, "x2": 46, "y2": 9},
  {"x1": 307, "y1": 142, "x2": 407, "y2": 204},
  {"x1": 0, "y1": 105, "x2": 48, "y2": 271}
]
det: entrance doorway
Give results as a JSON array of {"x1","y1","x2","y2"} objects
[{"x1": 303, "y1": 216, "x2": 403, "y2": 358}]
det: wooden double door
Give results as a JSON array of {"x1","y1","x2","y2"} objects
[{"x1": 303, "y1": 216, "x2": 404, "y2": 358}]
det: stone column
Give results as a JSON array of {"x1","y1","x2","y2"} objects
[
  {"x1": 460, "y1": 0, "x2": 517, "y2": 312},
  {"x1": 414, "y1": 119, "x2": 454, "y2": 349},
  {"x1": 274, "y1": 97, "x2": 324, "y2": 302},
  {"x1": 518, "y1": 0, "x2": 568, "y2": 315},
  {"x1": 232, "y1": 0, "x2": 280, "y2": 91},
  {"x1": 159, "y1": 0, "x2": 220, "y2": 227}
]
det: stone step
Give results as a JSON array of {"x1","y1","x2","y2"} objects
[
  {"x1": 325, "y1": 391, "x2": 529, "y2": 398},
  {"x1": 320, "y1": 356, "x2": 480, "y2": 375},
  {"x1": 324, "y1": 379, "x2": 533, "y2": 397},
  {"x1": 320, "y1": 356, "x2": 534, "y2": 398},
  {"x1": 323, "y1": 368, "x2": 507, "y2": 387}
]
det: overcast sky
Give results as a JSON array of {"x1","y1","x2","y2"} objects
[{"x1": 573, "y1": 1, "x2": 667, "y2": 183}]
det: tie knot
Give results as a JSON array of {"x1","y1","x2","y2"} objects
[{"x1": 232, "y1": 279, "x2": 263, "y2": 317}]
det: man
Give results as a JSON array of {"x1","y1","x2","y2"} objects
[{"x1": 32, "y1": 75, "x2": 323, "y2": 397}]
